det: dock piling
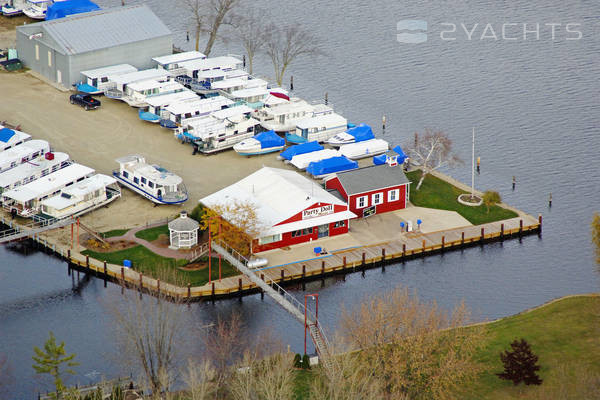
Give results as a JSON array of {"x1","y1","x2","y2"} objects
[
  {"x1": 538, "y1": 214, "x2": 543, "y2": 236},
  {"x1": 103, "y1": 261, "x2": 107, "y2": 287},
  {"x1": 402, "y1": 243, "x2": 406, "y2": 259},
  {"x1": 441, "y1": 236, "x2": 445, "y2": 252},
  {"x1": 481, "y1": 227, "x2": 485, "y2": 243},
  {"x1": 461, "y1": 232, "x2": 465, "y2": 246},
  {"x1": 121, "y1": 267, "x2": 124, "y2": 284},
  {"x1": 187, "y1": 283, "x2": 191, "y2": 298},
  {"x1": 361, "y1": 252, "x2": 366, "y2": 266},
  {"x1": 157, "y1": 279, "x2": 160, "y2": 295},
  {"x1": 238, "y1": 278, "x2": 242, "y2": 300},
  {"x1": 519, "y1": 219, "x2": 523, "y2": 236},
  {"x1": 500, "y1": 224, "x2": 504, "y2": 240}
]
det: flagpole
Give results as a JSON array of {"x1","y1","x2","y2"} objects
[{"x1": 471, "y1": 127, "x2": 475, "y2": 199}]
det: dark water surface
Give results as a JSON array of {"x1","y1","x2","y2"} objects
[{"x1": 1, "y1": 0, "x2": 599, "y2": 397}]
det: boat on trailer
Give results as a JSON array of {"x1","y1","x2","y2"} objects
[
  {"x1": 0, "y1": 126, "x2": 31, "y2": 152},
  {"x1": 1, "y1": 0, "x2": 27, "y2": 16},
  {"x1": 78, "y1": 64, "x2": 137, "y2": 95},
  {"x1": 39, "y1": 174, "x2": 121, "y2": 219},
  {"x1": 233, "y1": 130, "x2": 285, "y2": 156},
  {"x1": 1, "y1": 163, "x2": 95, "y2": 217},
  {"x1": 287, "y1": 113, "x2": 348, "y2": 144},
  {"x1": 0, "y1": 140, "x2": 50, "y2": 174},
  {"x1": 338, "y1": 138, "x2": 390, "y2": 160},
  {"x1": 175, "y1": 105, "x2": 260, "y2": 154},
  {"x1": 0, "y1": 152, "x2": 70, "y2": 195},
  {"x1": 113, "y1": 155, "x2": 188, "y2": 205}
]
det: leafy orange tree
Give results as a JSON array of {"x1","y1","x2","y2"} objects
[
  {"x1": 592, "y1": 213, "x2": 600, "y2": 264},
  {"x1": 200, "y1": 200, "x2": 263, "y2": 257}
]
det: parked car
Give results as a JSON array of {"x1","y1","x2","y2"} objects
[{"x1": 69, "y1": 94, "x2": 101, "y2": 110}]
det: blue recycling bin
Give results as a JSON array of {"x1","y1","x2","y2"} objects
[
  {"x1": 123, "y1": 259, "x2": 132, "y2": 268},
  {"x1": 313, "y1": 247, "x2": 322, "y2": 255}
]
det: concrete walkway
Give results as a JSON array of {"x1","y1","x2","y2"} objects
[{"x1": 106, "y1": 222, "x2": 190, "y2": 260}]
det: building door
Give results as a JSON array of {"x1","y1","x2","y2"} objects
[
  {"x1": 318, "y1": 224, "x2": 329, "y2": 238},
  {"x1": 56, "y1": 70, "x2": 62, "y2": 84}
]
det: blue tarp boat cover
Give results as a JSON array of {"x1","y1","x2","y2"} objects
[
  {"x1": 138, "y1": 109, "x2": 160, "y2": 122},
  {"x1": 279, "y1": 141, "x2": 323, "y2": 160},
  {"x1": 255, "y1": 130, "x2": 285, "y2": 149},
  {"x1": 0, "y1": 128, "x2": 15, "y2": 143},
  {"x1": 160, "y1": 119, "x2": 178, "y2": 129},
  {"x1": 348, "y1": 124, "x2": 375, "y2": 142},
  {"x1": 393, "y1": 145, "x2": 407, "y2": 163},
  {"x1": 306, "y1": 156, "x2": 358, "y2": 177},
  {"x1": 373, "y1": 145, "x2": 407, "y2": 165},
  {"x1": 46, "y1": 0, "x2": 100, "y2": 20},
  {"x1": 372, "y1": 154, "x2": 387, "y2": 165},
  {"x1": 76, "y1": 83, "x2": 99, "y2": 93}
]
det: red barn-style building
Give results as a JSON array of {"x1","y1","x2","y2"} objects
[
  {"x1": 325, "y1": 164, "x2": 411, "y2": 218},
  {"x1": 199, "y1": 167, "x2": 356, "y2": 253}
]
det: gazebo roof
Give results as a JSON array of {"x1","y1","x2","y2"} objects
[{"x1": 168, "y1": 212, "x2": 199, "y2": 232}]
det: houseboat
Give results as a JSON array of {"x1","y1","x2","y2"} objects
[
  {"x1": 327, "y1": 123, "x2": 375, "y2": 147},
  {"x1": 122, "y1": 80, "x2": 187, "y2": 107},
  {"x1": 289, "y1": 149, "x2": 339, "y2": 170},
  {"x1": 164, "y1": 95, "x2": 233, "y2": 125},
  {"x1": 1, "y1": 0, "x2": 27, "y2": 16},
  {"x1": 22, "y1": 0, "x2": 54, "y2": 19},
  {"x1": 0, "y1": 126, "x2": 31, "y2": 152},
  {"x1": 104, "y1": 69, "x2": 172, "y2": 99},
  {"x1": 78, "y1": 64, "x2": 137, "y2": 94},
  {"x1": 178, "y1": 56, "x2": 243, "y2": 81},
  {"x1": 0, "y1": 140, "x2": 50, "y2": 174},
  {"x1": 338, "y1": 139, "x2": 390, "y2": 160},
  {"x1": 255, "y1": 99, "x2": 333, "y2": 133},
  {"x1": 289, "y1": 113, "x2": 348, "y2": 144},
  {"x1": 144, "y1": 90, "x2": 199, "y2": 121},
  {"x1": 152, "y1": 51, "x2": 206, "y2": 75},
  {"x1": 40, "y1": 174, "x2": 121, "y2": 219},
  {"x1": 113, "y1": 155, "x2": 188, "y2": 205},
  {"x1": 177, "y1": 105, "x2": 260, "y2": 154},
  {"x1": 0, "y1": 152, "x2": 70, "y2": 195},
  {"x1": 1, "y1": 163, "x2": 95, "y2": 217},
  {"x1": 233, "y1": 130, "x2": 285, "y2": 156}
]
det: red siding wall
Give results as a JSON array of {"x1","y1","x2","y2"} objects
[
  {"x1": 349, "y1": 184, "x2": 408, "y2": 218},
  {"x1": 324, "y1": 177, "x2": 348, "y2": 199},
  {"x1": 276, "y1": 203, "x2": 348, "y2": 226}
]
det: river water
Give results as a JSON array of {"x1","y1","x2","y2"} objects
[{"x1": 1, "y1": 0, "x2": 599, "y2": 398}]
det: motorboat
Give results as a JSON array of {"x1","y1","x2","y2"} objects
[
  {"x1": 233, "y1": 130, "x2": 285, "y2": 156},
  {"x1": 327, "y1": 123, "x2": 375, "y2": 147},
  {"x1": 338, "y1": 139, "x2": 390, "y2": 160},
  {"x1": 1, "y1": 0, "x2": 27, "y2": 15},
  {"x1": 113, "y1": 155, "x2": 188, "y2": 205},
  {"x1": 22, "y1": 0, "x2": 56, "y2": 19},
  {"x1": 0, "y1": 126, "x2": 31, "y2": 152}
]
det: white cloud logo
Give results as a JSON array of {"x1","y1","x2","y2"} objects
[{"x1": 397, "y1": 20, "x2": 428, "y2": 43}]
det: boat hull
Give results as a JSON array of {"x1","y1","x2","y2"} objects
[
  {"x1": 234, "y1": 145, "x2": 285, "y2": 156},
  {"x1": 1, "y1": 6, "x2": 23, "y2": 16},
  {"x1": 22, "y1": 8, "x2": 46, "y2": 19},
  {"x1": 112, "y1": 172, "x2": 188, "y2": 205}
]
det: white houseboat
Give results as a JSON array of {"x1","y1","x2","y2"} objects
[
  {"x1": 0, "y1": 126, "x2": 31, "y2": 152},
  {"x1": 0, "y1": 152, "x2": 70, "y2": 195},
  {"x1": 1, "y1": 163, "x2": 95, "y2": 217},
  {"x1": 122, "y1": 80, "x2": 187, "y2": 107},
  {"x1": 179, "y1": 56, "x2": 243, "y2": 80},
  {"x1": 79, "y1": 64, "x2": 137, "y2": 94},
  {"x1": 144, "y1": 90, "x2": 199, "y2": 120},
  {"x1": 255, "y1": 99, "x2": 333, "y2": 132},
  {"x1": 105, "y1": 69, "x2": 172, "y2": 99},
  {"x1": 153, "y1": 51, "x2": 206, "y2": 75},
  {"x1": 40, "y1": 174, "x2": 121, "y2": 219},
  {"x1": 176, "y1": 105, "x2": 260, "y2": 154},
  {"x1": 228, "y1": 81, "x2": 269, "y2": 106},
  {"x1": 1, "y1": 0, "x2": 27, "y2": 16},
  {"x1": 164, "y1": 95, "x2": 234, "y2": 125},
  {"x1": 291, "y1": 113, "x2": 348, "y2": 143},
  {"x1": 0, "y1": 140, "x2": 50, "y2": 174},
  {"x1": 113, "y1": 155, "x2": 188, "y2": 205},
  {"x1": 22, "y1": 0, "x2": 53, "y2": 19}
]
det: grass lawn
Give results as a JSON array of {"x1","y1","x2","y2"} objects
[
  {"x1": 135, "y1": 224, "x2": 170, "y2": 241},
  {"x1": 82, "y1": 246, "x2": 240, "y2": 286},
  {"x1": 406, "y1": 170, "x2": 518, "y2": 225},
  {"x1": 461, "y1": 295, "x2": 600, "y2": 398},
  {"x1": 100, "y1": 228, "x2": 129, "y2": 239}
]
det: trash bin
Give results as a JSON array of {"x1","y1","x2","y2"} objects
[{"x1": 123, "y1": 259, "x2": 132, "y2": 268}]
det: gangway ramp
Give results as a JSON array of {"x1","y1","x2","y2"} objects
[{"x1": 0, "y1": 217, "x2": 74, "y2": 244}]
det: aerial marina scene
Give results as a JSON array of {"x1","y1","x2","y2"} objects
[{"x1": 0, "y1": 0, "x2": 598, "y2": 399}]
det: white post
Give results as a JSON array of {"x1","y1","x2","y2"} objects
[{"x1": 471, "y1": 127, "x2": 475, "y2": 199}]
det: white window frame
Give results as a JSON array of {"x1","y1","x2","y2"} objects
[
  {"x1": 388, "y1": 189, "x2": 400, "y2": 202},
  {"x1": 372, "y1": 192, "x2": 383, "y2": 205},
  {"x1": 356, "y1": 195, "x2": 368, "y2": 209},
  {"x1": 258, "y1": 233, "x2": 282, "y2": 245}
]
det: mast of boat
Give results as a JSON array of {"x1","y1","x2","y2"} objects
[{"x1": 471, "y1": 127, "x2": 475, "y2": 199}]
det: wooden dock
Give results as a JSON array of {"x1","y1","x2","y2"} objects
[{"x1": 10, "y1": 214, "x2": 538, "y2": 301}]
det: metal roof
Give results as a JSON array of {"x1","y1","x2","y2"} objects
[
  {"x1": 152, "y1": 51, "x2": 206, "y2": 67},
  {"x1": 332, "y1": 164, "x2": 410, "y2": 195},
  {"x1": 28, "y1": 5, "x2": 171, "y2": 56},
  {"x1": 80, "y1": 64, "x2": 137, "y2": 79}
]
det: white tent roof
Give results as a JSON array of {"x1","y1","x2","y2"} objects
[
  {"x1": 80, "y1": 64, "x2": 137, "y2": 79},
  {"x1": 199, "y1": 167, "x2": 350, "y2": 236}
]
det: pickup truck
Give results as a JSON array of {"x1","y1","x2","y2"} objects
[{"x1": 69, "y1": 94, "x2": 101, "y2": 110}]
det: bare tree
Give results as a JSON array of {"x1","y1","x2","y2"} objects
[
  {"x1": 111, "y1": 286, "x2": 186, "y2": 396},
  {"x1": 339, "y1": 286, "x2": 484, "y2": 399},
  {"x1": 182, "y1": 0, "x2": 207, "y2": 52},
  {"x1": 405, "y1": 129, "x2": 462, "y2": 190},
  {"x1": 265, "y1": 24, "x2": 324, "y2": 86},
  {"x1": 234, "y1": 7, "x2": 271, "y2": 74},
  {"x1": 183, "y1": 359, "x2": 216, "y2": 400},
  {"x1": 203, "y1": 0, "x2": 241, "y2": 56}
]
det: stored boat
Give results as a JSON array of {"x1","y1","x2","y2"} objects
[
  {"x1": 22, "y1": 0, "x2": 54, "y2": 19},
  {"x1": 122, "y1": 80, "x2": 187, "y2": 107},
  {"x1": 104, "y1": 69, "x2": 172, "y2": 99},
  {"x1": 1, "y1": 163, "x2": 95, "y2": 217},
  {"x1": 138, "y1": 108, "x2": 161, "y2": 123},
  {"x1": 289, "y1": 149, "x2": 339, "y2": 170},
  {"x1": 113, "y1": 155, "x2": 188, "y2": 205},
  {"x1": 0, "y1": 140, "x2": 50, "y2": 174},
  {"x1": 79, "y1": 64, "x2": 137, "y2": 94},
  {"x1": 144, "y1": 90, "x2": 199, "y2": 120},
  {"x1": 327, "y1": 123, "x2": 374, "y2": 147},
  {"x1": 164, "y1": 95, "x2": 233, "y2": 125},
  {"x1": 278, "y1": 141, "x2": 323, "y2": 161},
  {"x1": 0, "y1": 152, "x2": 70, "y2": 195},
  {"x1": 1, "y1": 0, "x2": 27, "y2": 16},
  {"x1": 0, "y1": 126, "x2": 31, "y2": 152},
  {"x1": 153, "y1": 51, "x2": 206, "y2": 75},
  {"x1": 255, "y1": 98, "x2": 333, "y2": 133},
  {"x1": 40, "y1": 174, "x2": 121, "y2": 219},
  {"x1": 306, "y1": 156, "x2": 358, "y2": 178},
  {"x1": 45, "y1": 0, "x2": 99, "y2": 20},
  {"x1": 176, "y1": 105, "x2": 260, "y2": 154},
  {"x1": 233, "y1": 130, "x2": 285, "y2": 156},
  {"x1": 338, "y1": 138, "x2": 389, "y2": 160},
  {"x1": 288, "y1": 113, "x2": 348, "y2": 144}
]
